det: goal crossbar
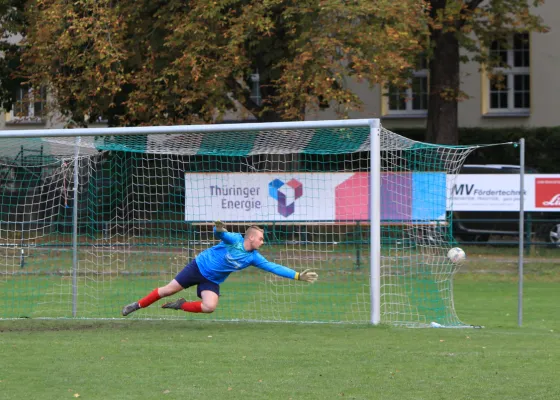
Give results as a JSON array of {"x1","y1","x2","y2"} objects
[{"x1": 0, "y1": 119, "x2": 379, "y2": 138}]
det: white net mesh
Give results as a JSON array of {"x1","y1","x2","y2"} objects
[{"x1": 0, "y1": 123, "x2": 475, "y2": 325}]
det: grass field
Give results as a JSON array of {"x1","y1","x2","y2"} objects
[{"x1": 1, "y1": 245, "x2": 560, "y2": 399}]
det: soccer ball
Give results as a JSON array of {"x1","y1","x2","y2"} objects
[{"x1": 447, "y1": 247, "x2": 466, "y2": 263}]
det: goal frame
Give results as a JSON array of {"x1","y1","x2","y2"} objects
[{"x1": 0, "y1": 119, "x2": 382, "y2": 324}]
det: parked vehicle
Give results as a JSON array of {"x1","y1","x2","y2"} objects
[{"x1": 451, "y1": 164, "x2": 560, "y2": 246}]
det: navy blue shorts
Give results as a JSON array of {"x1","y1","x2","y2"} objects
[{"x1": 174, "y1": 259, "x2": 220, "y2": 298}]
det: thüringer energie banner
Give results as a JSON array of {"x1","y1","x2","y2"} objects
[{"x1": 184, "y1": 172, "x2": 447, "y2": 222}]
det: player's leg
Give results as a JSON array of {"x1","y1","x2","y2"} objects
[
  {"x1": 139, "y1": 279, "x2": 183, "y2": 307},
  {"x1": 121, "y1": 279, "x2": 183, "y2": 316},
  {"x1": 162, "y1": 282, "x2": 220, "y2": 313},
  {"x1": 157, "y1": 280, "x2": 184, "y2": 297},
  {"x1": 122, "y1": 259, "x2": 198, "y2": 316},
  {"x1": 200, "y1": 290, "x2": 219, "y2": 313}
]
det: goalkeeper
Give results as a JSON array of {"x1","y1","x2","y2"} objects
[{"x1": 122, "y1": 221, "x2": 318, "y2": 316}]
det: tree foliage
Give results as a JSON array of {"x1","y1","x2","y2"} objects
[
  {"x1": 429, "y1": 0, "x2": 546, "y2": 66},
  {"x1": 0, "y1": 0, "x2": 27, "y2": 112},
  {"x1": 21, "y1": 0, "x2": 429, "y2": 126},
  {"x1": 10, "y1": 0, "x2": 549, "y2": 135}
]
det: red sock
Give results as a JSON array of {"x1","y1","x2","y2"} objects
[
  {"x1": 181, "y1": 301, "x2": 203, "y2": 313},
  {"x1": 138, "y1": 289, "x2": 161, "y2": 308}
]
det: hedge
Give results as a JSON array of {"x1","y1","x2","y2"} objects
[{"x1": 396, "y1": 127, "x2": 560, "y2": 173}]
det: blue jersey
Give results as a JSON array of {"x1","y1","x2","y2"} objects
[{"x1": 195, "y1": 228, "x2": 297, "y2": 284}]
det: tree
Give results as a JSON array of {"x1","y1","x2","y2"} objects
[
  {"x1": 0, "y1": 0, "x2": 27, "y2": 113},
  {"x1": 21, "y1": 0, "x2": 430, "y2": 126},
  {"x1": 425, "y1": 0, "x2": 547, "y2": 144}
]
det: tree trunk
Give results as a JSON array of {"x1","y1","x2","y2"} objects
[{"x1": 426, "y1": 30, "x2": 460, "y2": 145}]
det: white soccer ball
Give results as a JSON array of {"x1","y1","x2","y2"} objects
[{"x1": 447, "y1": 247, "x2": 466, "y2": 263}]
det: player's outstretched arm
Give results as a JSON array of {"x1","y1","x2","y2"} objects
[
  {"x1": 295, "y1": 269, "x2": 318, "y2": 283},
  {"x1": 253, "y1": 254, "x2": 319, "y2": 283}
]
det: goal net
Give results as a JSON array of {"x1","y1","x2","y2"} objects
[{"x1": 0, "y1": 120, "x2": 475, "y2": 326}]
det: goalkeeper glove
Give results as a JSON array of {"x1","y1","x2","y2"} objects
[
  {"x1": 296, "y1": 269, "x2": 318, "y2": 283},
  {"x1": 214, "y1": 220, "x2": 227, "y2": 232}
]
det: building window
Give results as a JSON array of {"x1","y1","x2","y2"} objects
[
  {"x1": 387, "y1": 58, "x2": 428, "y2": 116},
  {"x1": 9, "y1": 86, "x2": 46, "y2": 121},
  {"x1": 488, "y1": 33, "x2": 530, "y2": 113}
]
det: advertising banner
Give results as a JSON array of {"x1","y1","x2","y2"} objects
[
  {"x1": 185, "y1": 173, "x2": 351, "y2": 222},
  {"x1": 534, "y1": 177, "x2": 560, "y2": 209},
  {"x1": 447, "y1": 174, "x2": 560, "y2": 212},
  {"x1": 184, "y1": 172, "x2": 447, "y2": 222}
]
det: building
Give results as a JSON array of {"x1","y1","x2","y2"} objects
[{"x1": 307, "y1": 1, "x2": 560, "y2": 131}]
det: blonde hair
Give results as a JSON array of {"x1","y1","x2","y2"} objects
[{"x1": 245, "y1": 225, "x2": 264, "y2": 236}]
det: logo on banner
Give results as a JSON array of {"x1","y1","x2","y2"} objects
[
  {"x1": 269, "y1": 178, "x2": 303, "y2": 217},
  {"x1": 535, "y1": 178, "x2": 560, "y2": 208}
]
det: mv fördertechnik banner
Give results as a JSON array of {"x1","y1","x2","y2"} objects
[{"x1": 448, "y1": 174, "x2": 560, "y2": 212}]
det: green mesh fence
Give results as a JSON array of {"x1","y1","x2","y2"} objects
[{"x1": 0, "y1": 124, "x2": 475, "y2": 326}]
